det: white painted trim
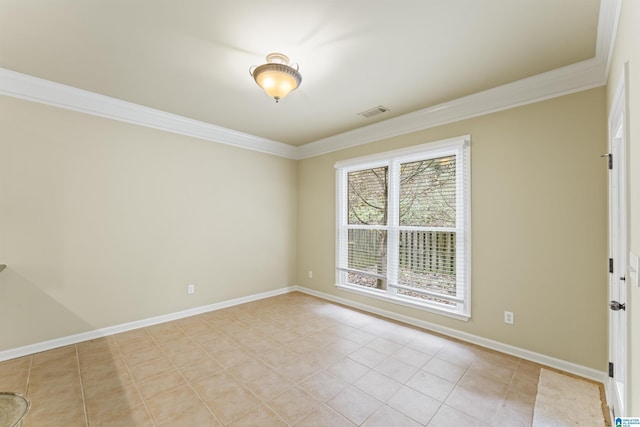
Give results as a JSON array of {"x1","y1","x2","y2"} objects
[
  {"x1": 334, "y1": 135, "x2": 472, "y2": 320},
  {"x1": 0, "y1": 59, "x2": 604, "y2": 161},
  {"x1": 333, "y1": 135, "x2": 468, "y2": 169},
  {"x1": 0, "y1": 0, "x2": 621, "y2": 161},
  {"x1": 296, "y1": 57, "x2": 606, "y2": 159},
  {"x1": 0, "y1": 286, "x2": 295, "y2": 362},
  {"x1": 335, "y1": 283, "x2": 470, "y2": 322},
  {"x1": 1, "y1": 282, "x2": 608, "y2": 387},
  {"x1": 297, "y1": 0, "x2": 620, "y2": 159},
  {"x1": 606, "y1": 62, "x2": 630, "y2": 418},
  {"x1": 293, "y1": 286, "x2": 608, "y2": 384},
  {"x1": 596, "y1": 0, "x2": 623, "y2": 79},
  {"x1": 0, "y1": 68, "x2": 298, "y2": 160}
]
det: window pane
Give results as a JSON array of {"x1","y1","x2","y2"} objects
[
  {"x1": 400, "y1": 157, "x2": 456, "y2": 227},
  {"x1": 336, "y1": 137, "x2": 470, "y2": 318},
  {"x1": 348, "y1": 167, "x2": 388, "y2": 225},
  {"x1": 348, "y1": 228, "x2": 387, "y2": 289},
  {"x1": 398, "y1": 230, "x2": 456, "y2": 297}
]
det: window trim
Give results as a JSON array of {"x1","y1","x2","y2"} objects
[{"x1": 335, "y1": 135, "x2": 471, "y2": 321}]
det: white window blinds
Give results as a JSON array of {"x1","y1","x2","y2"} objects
[{"x1": 336, "y1": 136, "x2": 471, "y2": 319}]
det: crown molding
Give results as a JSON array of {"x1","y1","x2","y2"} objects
[
  {"x1": 0, "y1": 68, "x2": 298, "y2": 159},
  {"x1": 296, "y1": 0, "x2": 620, "y2": 159},
  {"x1": 596, "y1": 0, "x2": 622, "y2": 78},
  {"x1": 296, "y1": 57, "x2": 606, "y2": 159},
  {"x1": 0, "y1": 0, "x2": 620, "y2": 161}
]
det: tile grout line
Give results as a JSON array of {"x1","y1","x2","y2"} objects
[
  {"x1": 322, "y1": 321, "x2": 416, "y2": 424},
  {"x1": 237, "y1": 312, "x2": 321, "y2": 416},
  {"x1": 125, "y1": 320, "x2": 238, "y2": 424},
  {"x1": 428, "y1": 342, "x2": 475, "y2": 426},
  {"x1": 114, "y1": 332, "x2": 159, "y2": 427},
  {"x1": 18, "y1": 355, "x2": 33, "y2": 427},
  {"x1": 245, "y1": 307, "x2": 359, "y2": 424},
  {"x1": 208, "y1": 316, "x2": 314, "y2": 425},
  {"x1": 1, "y1": 294, "x2": 604, "y2": 426},
  {"x1": 148, "y1": 324, "x2": 224, "y2": 426},
  {"x1": 22, "y1": 354, "x2": 33, "y2": 398},
  {"x1": 488, "y1": 356, "x2": 519, "y2": 426},
  {"x1": 315, "y1": 317, "x2": 398, "y2": 424},
  {"x1": 283, "y1": 311, "x2": 366, "y2": 426},
  {"x1": 411, "y1": 338, "x2": 479, "y2": 425},
  {"x1": 74, "y1": 344, "x2": 90, "y2": 427}
]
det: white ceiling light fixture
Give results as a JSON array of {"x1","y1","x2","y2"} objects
[{"x1": 250, "y1": 53, "x2": 302, "y2": 103}]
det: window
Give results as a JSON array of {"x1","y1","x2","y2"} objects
[{"x1": 335, "y1": 136, "x2": 471, "y2": 319}]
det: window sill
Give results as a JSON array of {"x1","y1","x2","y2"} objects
[{"x1": 335, "y1": 283, "x2": 470, "y2": 322}]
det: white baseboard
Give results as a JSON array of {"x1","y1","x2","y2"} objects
[
  {"x1": 1, "y1": 283, "x2": 608, "y2": 390},
  {"x1": 292, "y1": 286, "x2": 608, "y2": 384},
  {"x1": 0, "y1": 286, "x2": 295, "y2": 362}
]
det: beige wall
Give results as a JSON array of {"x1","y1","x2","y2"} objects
[
  {"x1": 0, "y1": 96, "x2": 298, "y2": 351},
  {"x1": 0, "y1": 56, "x2": 614, "y2": 382},
  {"x1": 607, "y1": 0, "x2": 640, "y2": 415},
  {"x1": 298, "y1": 88, "x2": 608, "y2": 371}
]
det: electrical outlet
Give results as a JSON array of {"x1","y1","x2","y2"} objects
[
  {"x1": 308, "y1": 270, "x2": 313, "y2": 279},
  {"x1": 504, "y1": 311, "x2": 514, "y2": 325},
  {"x1": 187, "y1": 284, "x2": 195, "y2": 295}
]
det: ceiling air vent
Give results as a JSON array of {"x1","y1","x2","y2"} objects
[{"x1": 358, "y1": 105, "x2": 390, "y2": 118}]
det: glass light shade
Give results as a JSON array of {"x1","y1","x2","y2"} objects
[{"x1": 251, "y1": 54, "x2": 302, "y2": 102}]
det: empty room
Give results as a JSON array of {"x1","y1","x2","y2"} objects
[{"x1": 0, "y1": 0, "x2": 638, "y2": 426}]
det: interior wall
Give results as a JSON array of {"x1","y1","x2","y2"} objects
[
  {"x1": 607, "y1": 0, "x2": 640, "y2": 415},
  {"x1": 0, "y1": 96, "x2": 298, "y2": 351},
  {"x1": 297, "y1": 88, "x2": 608, "y2": 371}
]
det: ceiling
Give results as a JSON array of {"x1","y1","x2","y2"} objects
[{"x1": 0, "y1": 0, "x2": 603, "y2": 147}]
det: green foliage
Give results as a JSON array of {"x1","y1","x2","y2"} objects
[
  {"x1": 348, "y1": 166, "x2": 388, "y2": 225},
  {"x1": 347, "y1": 156, "x2": 456, "y2": 227},
  {"x1": 399, "y1": 157, "x2": 456, "y2": 227},
  {"x1": 346, "y1": 156, "x2": 458, "y2": 292}
]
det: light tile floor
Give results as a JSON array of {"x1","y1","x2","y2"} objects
[{"x1": 0, "y1": 292, "x2": 608, "y2": 426}]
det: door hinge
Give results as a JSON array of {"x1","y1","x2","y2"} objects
[
  {"x1": 609, "y1": 154, "x2": 613, "y2": 170},
  {"x1": 609, "y1": 362, "x2": 614, "y2": 378},
  {"x1": 609, "y1": 258, "x2": 614, "y2": 274}
]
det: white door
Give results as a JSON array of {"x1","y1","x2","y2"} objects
[{"x1": 608, "y1": 65, "x2": 628, "y2": 418}]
